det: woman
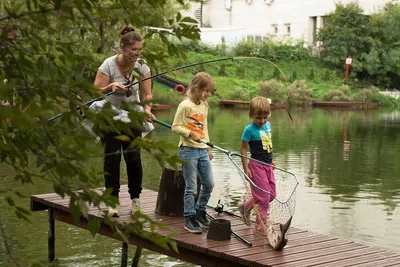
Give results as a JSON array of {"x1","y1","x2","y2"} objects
[{"x1": 94, "y1": 25, "x2": 153, "y2": 217}]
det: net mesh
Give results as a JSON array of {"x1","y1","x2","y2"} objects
[{"x1": 230, "y1": 154, "x2": 298, "y2": 226}]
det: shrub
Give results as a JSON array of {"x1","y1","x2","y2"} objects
[
  {"x1": 323, "y1": 70, "x2": 331, "y2": 81},
  {"x1": 226, "y1": 87, "x2": 250, "y2": 101},
  {"x1": 286, "y1": 80, "x2": 313, "y2": 106},
  {"x1": 236, "y1": 65, "x2": 245, "y2": 79},
  {"x1": 233, "y1": 40, "x2": 261, "y2": 57},
  {"x1": 323, "y1": 85, "x2": 352, "y2": 101},
  {"x1": 289, "y1": 70, "x2": 298, "y2": 83},
  {"x1": 272, "y1": 67, "x2": 281, "y2": 80},
  {"x1": 152, "y1": 86, "x2": 184, "y2": 105},
  {"x1": 352, "y1": 87, "x2": 377, "y2": 102},
  {"x1": 198, "y1": 64, "x2": 206, "y2": 72},
  {"x1": 258, "y1": 79, "x2": 282, "y2": 102},
  {"x1": 258, "y1": 68, "x2": 264, "y2": 81},
  {"x1": 308, "y1": 69, "x2": 315, "y2": 81},
  {"x1": 206, "y1": 96, "x2": 220, "y2": 107},
  {"x1": 218, "y1": 64, "x2": 227, "y2": 76}
]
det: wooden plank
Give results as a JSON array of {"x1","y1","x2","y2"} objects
[
  {"x1": 51, "y1": 209, "x2": 243, "y2": 267},
  {"x1": 222, "y1": 238, "x2": 347, "y2": 263},
  {"x1": 312, "y1": 101, "x2": 377, "y2": 107},
  {"x1": 351, "y1": 255, "x2": 400, "y2": 267},
  {"x1": 317, "y1": 251, "x2": 400, "y2": 267},
  {"x1": 30, "y1": 196, "x2": 49, "y2": 211},
  {"x1": 213, "y1": 229, "x2": 311, "y2": 261},
  {"x1": 251, "y1": 243, "x2": 367, "y2": 266},
  {"x1": 30, "y1": 187, "x2": 400, "y2": 267},
  {"x1": 267, "y1": 247, "x2": 381, "y2": 267},
  {"x1": 232, "y1": 233, "x2": 334, "y2": 266}
]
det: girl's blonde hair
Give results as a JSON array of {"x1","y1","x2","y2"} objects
[
  {"x1": 119, "y1": 24, "x2": 143, "y2": 46},
  {"x1": 249, "y1": 96, "x2": 271, "y2": 117},
  {"x1": 187, "y1": 72, "x2": 215, "y2": 103}
]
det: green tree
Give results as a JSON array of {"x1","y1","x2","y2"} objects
[
  {"x1": 363, "y1": 2, "x2": 400, "y2": 87},
  {"x1": 0, "y1": 0, "x2": 200, "y2": 263},
  {"x1": 317, "y1": 2, "x2": 370, "y2": 71}
]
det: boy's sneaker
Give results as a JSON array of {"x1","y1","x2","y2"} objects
[
  {"x1": 131, "y1": 198, "x2": 141, "y2": 214},
  {"x1": 238, "y1": 202, "x2": 252, "y2": 226},
  {"x1": 108, "y1": 205, "x2": 120, "y2": 217},
  {"x1": 184, "y1": 216, "x2": 202, "y2": 234},
  {"x1": 195, "y1": 209, "x2": 210, "y2": 229}
]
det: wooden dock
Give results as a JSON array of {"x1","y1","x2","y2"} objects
[
  {"x1": 312, "y1": 101, "x2": 377, "y2": 109},
  {"x1": 151, "y1": 103, "x2": 172, "y2": 111},
  {"x1": 30, "y1": 186, "x2": 400, "y2": 266},
  {"x1": 220, "y1": 100, "x2": 287, "y2": 109}
]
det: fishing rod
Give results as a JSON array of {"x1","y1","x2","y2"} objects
[
  {"x1": 47, "y1": 56, "x2": 294, "y2": 123},
  {"x1": 139, "y1": 181, "x2": 252, "y2": 247},
  {"x1": 152, "y1": 118, "x2": 299, "y2": 200}
]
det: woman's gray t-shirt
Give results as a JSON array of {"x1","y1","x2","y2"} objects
[{"x1": 98, "y1": 55, "x2": 150, "y2": 110}]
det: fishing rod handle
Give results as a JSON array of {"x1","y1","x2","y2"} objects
[
  {"x1": 153, "y1": 119, "x2": 217, "y2": 147},
  {"x1": 231, "y1": 231, "x2": 252, "y2": 247},
  {"x1": 153, "y1": 118, "x2": 172, "y2": 129}
]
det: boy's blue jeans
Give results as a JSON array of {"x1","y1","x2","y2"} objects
[{"x1": 179, "y1": 146, "x2": 214, "y2": 217}]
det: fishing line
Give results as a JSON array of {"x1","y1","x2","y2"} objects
[{"x1": 47, "y1": 56, "x2": 294, "y2": 123}]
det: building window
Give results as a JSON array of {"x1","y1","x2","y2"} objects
[
  {"x1": 285, "y1": 23, "x2": 291, "y2": 35},
  {"x1": 320, "y1": 16, "x2": 326, "y2": 27},
  {"x1": 271, "y1": 24, "x2": 278, "y2": 35},
  {"x1": 310, "y1": 16, "x2": 317, "y2": 45},
  {"x1": 225, "y1": 0, "x2": 232, "y2": 9}
]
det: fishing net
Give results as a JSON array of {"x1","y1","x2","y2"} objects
[{"x1": 228, "y1": 153, "x2": 298, "y2": 235}]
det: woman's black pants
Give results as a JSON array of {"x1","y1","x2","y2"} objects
[{"x1": 101, "y1": 128, "x2": 142, "y2": 200}]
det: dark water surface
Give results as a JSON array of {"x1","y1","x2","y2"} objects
[{"x1": 1, "y1": 108, "x2": 399, "y2": 266}]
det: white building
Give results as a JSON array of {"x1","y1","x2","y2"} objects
[{"x1": 181, "y1": 0, "x2": 390, "y2": 47}]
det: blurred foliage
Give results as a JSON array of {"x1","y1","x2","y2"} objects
[{"x1": 0, "y1": 0, "x2": 201, "y2": 262}]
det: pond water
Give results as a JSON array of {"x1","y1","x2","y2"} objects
[{"x1": 1, "y1": 107, "x2": 399, "y2": 266}]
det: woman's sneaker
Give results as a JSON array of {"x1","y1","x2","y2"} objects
[
  {"x1": 238, "y1": 202, "x2": 252, "y2": 226},
  {"x1": 184, "y1": 216, "x2": 202, "y2": 234},
  {"x1": 108, "y1": 205, "x2": 120, "y2": 217},
  {"x1": 195, "y1": 210, "x2": 210, "y2": 229},
  {"x1": 131, "y1": 198, "x2": 141, "y2": 214}
]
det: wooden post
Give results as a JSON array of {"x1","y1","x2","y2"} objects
[
  {"x1": 131, "y1": 247, "x2": 142, "y2": 267},
  {"x1": 344, "y1": 64, "x2": 350, "y2": 82},
  {"x1": 121, "y1": 242, "x2": 128, "y2": 267},
  {"x1": 155, "y1": 164, "x2": 201, "y2": 216},
  {"x1": 48, "y1": 207, "x2": 55, "y2": 263}
]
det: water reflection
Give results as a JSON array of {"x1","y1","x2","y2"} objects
[{"x1": 0, "y1": 108, "x2": 399, "y2": 266}]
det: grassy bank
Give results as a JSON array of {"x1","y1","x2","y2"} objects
[{"x1": 151, "y1": 51, "x2": 399, "y2": 108}]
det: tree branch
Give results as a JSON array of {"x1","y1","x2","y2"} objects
[
  {"x1": 0, "y1": 8, "x2": 55, "y2": 22},
  {"x1": 0, "y1": 41, "x2": 31, "y2": 94}
]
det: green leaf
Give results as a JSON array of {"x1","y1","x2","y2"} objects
[
  {"x1": 6, "y1": 196, "x2": 15, "y2": 206},
  {"x1": 181, "y1": 17, "x2": 198, "y2": 24},
  {"x1": 70, "y1": 201, "x2": 81, "y2": 222},
  {"x1": 176, "y1": 12, "x2": 182, "y2": 22},
  {"x1": 114, "y1": 135, "x2": 131, "y2": 142},
  {"x1": 88, "y1": 219, "x2": 101, "y2": 236}
]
